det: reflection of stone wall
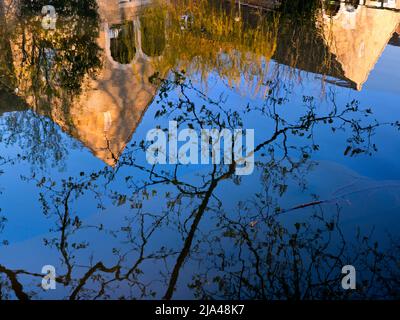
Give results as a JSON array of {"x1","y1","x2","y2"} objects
[
  {"x1": 55, "y1": 28, "x2": 158, "y2": 166},
  {"x1": 6, "y1": 0, "x2": 160, "y2": 166},
  {"x1": 52, "y1": 1, "x2": 159, "y2": 166}
]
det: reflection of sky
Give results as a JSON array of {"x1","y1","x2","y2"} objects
[
  {"x1": 1, "y1": 32, "x2": 400, "y2": 299},
  {"x1": 364, "y1": 45, "x2": 400, "y2": 95},
  {"x1": 0, "y1": 126, "x2": 103, "y2": 242}
]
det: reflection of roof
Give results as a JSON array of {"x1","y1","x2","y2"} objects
[{"x1": 0, "y1": 0, "x2": 26, "y2": 114}]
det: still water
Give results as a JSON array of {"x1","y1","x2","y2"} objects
[{"x1": 0, "y1": 0, "x2": 400, "y2": 299}]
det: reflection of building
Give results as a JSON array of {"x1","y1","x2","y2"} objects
[
  {"x1": 0, "y1": 0, "x2": 21, "y2": 114},
  {"x1": 4, "y1": 0, "x2": 163, "y2": 166},
  {"x1": 273, "y1": 0, "x2": 400, "y2": 90},
  {"x1": 319, "y1": 0, "x2": 400, "y2": 90}
]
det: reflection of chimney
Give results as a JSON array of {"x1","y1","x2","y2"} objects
[{"x1": 97, "y1": 0, "x2": 150, "y2": 25}]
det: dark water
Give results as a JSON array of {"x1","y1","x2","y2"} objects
[{"x1": 0, "y1": 0, "x2": 400, "y2": 300}]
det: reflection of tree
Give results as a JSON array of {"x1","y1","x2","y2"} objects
[
  {"x1": 142, "y1": 72, "x2": 400, "y2": 300},
  {"x1": 1, "y1": 68, "x2": 400, "y2": 299},
  {"x1": 0, "y1": 111, "x2": 68, "y2": 169},
  {"x1": 189, "y1": 201, "x2": 400, "y2": 299},
  {"x1": 138, "y1": 0, "x2": 354, "y2": 97},
  {"x1": 16, "y1": 0, "x2": 101, "y2": 104},
  {"x1": 0, "y1": 0, "x2": 15, "y2": 93}
]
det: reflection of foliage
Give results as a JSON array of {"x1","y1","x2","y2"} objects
[
  {"x1": 0, "y1": 1, "x2": 16, "y2": 92},
  {"x1": 140, "y1": 0, "x2": 344, "y2": 97},
  {"x1": 191, "y1": 204, "x2": 400, "y2": 299},
  {"x1": 0, "y1": 111, "x2": 68, "y2": 169},
  {"x1": 146, "y1": 72, "x2": 400, "y2": 299},
  {"x1": 0, "y1": 0, "x2": 103, "y2": 169},
  {"x1": 20, "y1": 0, "x2": 99, "y2": 17}
]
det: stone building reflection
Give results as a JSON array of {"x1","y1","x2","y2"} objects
[
  {"x1": 2, "y1": 0, "x2": 165, "y2": 166},
  {"x1": 273, "y1": 0, "x2": 400, "y2": 90},
  {"x1": 63, "y1": 1, "x2": 166, "y2": 165},
  {"x1": 318, "y1": 0, "x2": 400, "y2": 90}
]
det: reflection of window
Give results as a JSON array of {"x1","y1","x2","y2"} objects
[
  {"x1": 324, "y1": 0, "x2": 341, "y2": 17},
  {"x1": 109, "y1": 22, "x2": 136, "y2": 64},
  {"x1": 140, "y1": 14, "x2": 166, "y2": 57},
  {"x1": 345, "y1": 0, "x2": 359, "y2": 12}
]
